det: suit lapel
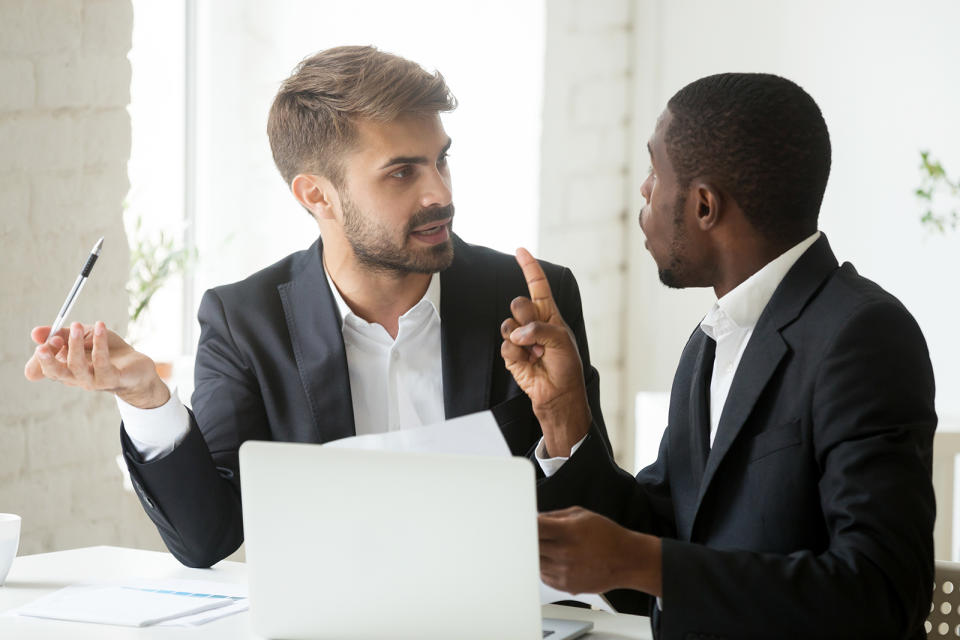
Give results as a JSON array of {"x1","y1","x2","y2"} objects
[
  {"x1": 692, "y1": 234, "x2": 839, "y2": 520},
  {"x1": 277, "y1": 238, "x2": 356, "y2": 442},
  {"x1": 695, "y1": 330, "x2": 788, "y2": 512},
  {"x1": 440, "y1": 236, "x2": 496, "y2": 418}
]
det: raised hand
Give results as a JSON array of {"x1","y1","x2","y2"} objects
[
  {"x1": 500, "y1": 248, "x2": 591, "y2": 456},
  {"x1": 24, "y1": 321, "x2": 170, "y2": 409}
]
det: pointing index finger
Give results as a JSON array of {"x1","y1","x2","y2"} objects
[{"x1": 515, "y1": 247, "x2": 558, "y2": 320}]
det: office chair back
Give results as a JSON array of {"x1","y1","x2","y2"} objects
[{"x1": 928, "y1": 560, "x2": 960, "y2": 637}]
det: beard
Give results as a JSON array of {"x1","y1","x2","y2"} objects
[
  {"x1": 656, "y1": 194, "x2": 689, "y2": 289},
  {"x1": 341, "y1": 195, "x2": 455, "y2": 275},
  {"x1": 657, "y1": 245, "x2": 686, "y2": 288}
]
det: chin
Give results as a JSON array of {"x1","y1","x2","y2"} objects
[
  {"x1": 657, "y1": 268, "x2": 686, "y2": 290},
  {"x1": 402, "y1": 240, "x2": 454, "y2": 274},
  {"x1": 423, "y1": 241, "x2": 455, "y2": 271}
]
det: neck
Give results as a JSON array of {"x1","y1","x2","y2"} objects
[
  {"x1": 711, "y1": 234, "x2": 792, "y2": 299},
  {"x1": 322, "y1": 237, "x2": 432, "y2": 340}
]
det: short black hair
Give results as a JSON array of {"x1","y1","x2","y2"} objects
[{"x1": 665, "y1": 73, "x2": 831, "y2": 246}]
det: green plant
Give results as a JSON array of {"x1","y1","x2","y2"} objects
[
  {"x1": 916, "y1": 151, "x2": 959, "y2": 233},
  {"x1": 126, "y1": 214, "x2": 197, "y2": 332}
]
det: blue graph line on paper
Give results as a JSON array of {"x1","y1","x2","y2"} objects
[{"x1": 121, "y1": 586, "x2": 244, "y2": 601}]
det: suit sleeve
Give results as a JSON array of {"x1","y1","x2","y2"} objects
[
  {"x1": 536, "y1": 266, "x2": 669, "y2": 614},
  {"x1": 535, "y1": 415, "x2": 670, "y2": 616},
  {"x1": 121, "y1": 289, "x2": 271, "y2": 568},
  {"x1": 656, "y1": 299, "x2": 936, "y2": 639}
]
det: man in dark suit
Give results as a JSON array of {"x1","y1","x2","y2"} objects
[
  {"x1": 503, "y1": 73, "x2": 936, "y2": 638},
  {"x1": 24, "y1": 46, "x2": 607, "y2": 569}
]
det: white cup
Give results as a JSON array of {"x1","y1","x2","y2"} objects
[{"x1": 0, "y1": 514, "x2": 21, "y2": 587}]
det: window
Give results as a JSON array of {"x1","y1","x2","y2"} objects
[{"x1": 128, "y1": 1, "x2": 545, "y2": 396}]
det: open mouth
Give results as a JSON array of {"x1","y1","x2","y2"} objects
[{"x1": 410, "y1": 219, "x2": 452, "y2": 245}]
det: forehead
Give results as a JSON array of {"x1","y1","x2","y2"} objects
[
  {"x1": 647, "y1": 108, "x2": 672, "y2": 163},
  {"x1": 350, "y1": 113, "x2": 447, "y2": 163}
]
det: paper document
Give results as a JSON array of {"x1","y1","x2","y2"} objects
[
  {"x1": 12, "y1": 578, "x2": 248, "y2": 627},
  {"x1": 540, "y1": 581, "x2": 615, "y2": 613},
  {"x1": 324, "y1": 410, "x2": 511, "y2": 458},
  {"x1": 158, "y1": 599, "x2": 249, "y2": 626}
]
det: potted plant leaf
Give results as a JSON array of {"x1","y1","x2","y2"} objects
[
  {"x1": 916, "y1": 151, "x2": 959, "y2": 234},
  {"x1": 126, "y1": 213, "x2": 197, "y2": 378}
]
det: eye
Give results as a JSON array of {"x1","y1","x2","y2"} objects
[
  {"x1": 389, "y1": 166, "x2": 411, "y2": 179},
  {"x1": 438, "y1": 152, "x2": 449, "y2": 168}
]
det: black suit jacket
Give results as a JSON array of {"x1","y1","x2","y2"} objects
[
  {"x1": 122, "y1": 235, "x2": 608, "y2": 568},
  {"x1": 539, "y1": 235, "x2": 936, "y2": 639}
]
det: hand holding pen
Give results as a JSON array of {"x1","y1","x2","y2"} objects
[{"x1": 24, "y1": 237, "x2": 170, "y2": 409}]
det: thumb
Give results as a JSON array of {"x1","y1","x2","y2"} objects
[{"x1": 31, "y1": 326, "x2": 51, "y2": 344}]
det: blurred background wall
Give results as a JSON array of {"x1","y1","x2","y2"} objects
[
  {"x1": 1, "y1": 0, "x2": 957, "y2": 558},
  {"x1": 0, "y1": 0, "x2": 161, "y2": 554}
]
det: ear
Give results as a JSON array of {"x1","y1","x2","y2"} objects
[
  {"x1": 693, "y1": 182, "x2": 722, "y2": 231},
  {"x1": 291, "y1": 174, "x2": 339, "y2": 221}
]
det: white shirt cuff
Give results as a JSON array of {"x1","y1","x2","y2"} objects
[
  {"x1": 534, "y1": 433, "x2": 588, "y2": 478},
  {"x1": 117, "y1": 382, "x2": 191, "y2": 462}
]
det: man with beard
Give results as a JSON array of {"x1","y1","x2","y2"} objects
[
  {"x1": 24, "y1": 46, "x2": 608, "y2": 568},
  {"x1": 503, "y1": 73, "x2": 935, "y2": 638}
]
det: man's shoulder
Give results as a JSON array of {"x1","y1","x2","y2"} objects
[
  {"x1": 790, "y1": 260, "x2": 924, "y2": 354},
  {"x1": 815, "y1": 261, "x2": 913, "y2": 324}
]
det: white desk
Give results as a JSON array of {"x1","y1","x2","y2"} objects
[{"x1": 0, "y1": 546, "x2": 653, "y2": 639}]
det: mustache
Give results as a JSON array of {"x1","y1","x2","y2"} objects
[{"x1": 407, "y1": 204, "x2": 455, "y2": 233}]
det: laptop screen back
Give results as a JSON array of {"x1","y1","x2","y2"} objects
[{"x1": 240, "y1": 441, "x2": 542, "y2": 640}]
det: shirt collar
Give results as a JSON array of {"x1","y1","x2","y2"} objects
[
  {"x1": 323, "y1": 263, "x2": 441, "y2": 330},
  {"x1": 701, "y1": 231, "x2": 821, "y2": 339}
]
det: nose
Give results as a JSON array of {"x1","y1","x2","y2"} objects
[{"x1": 421, "y1": 166, "x2": 453, "y2": 210}]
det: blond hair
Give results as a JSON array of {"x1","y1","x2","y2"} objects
[{"x1": 267, "y1": 45, "x2": 457, "y2": 187}]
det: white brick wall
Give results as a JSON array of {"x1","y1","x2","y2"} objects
[
  {"x1": 0, "y1": 0, "x2": 162, "y2": 555},
  {"x1": 539, "y1": 0, "x2": 633, "y2": 461}
]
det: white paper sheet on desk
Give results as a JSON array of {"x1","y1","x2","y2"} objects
[
  {"x1": 12, "y1": 578, "x2": 248, "y2": 627},
  {"x1": 324, "y1": 410, "x2": 511, "y2": 458},
  {"x1": 157, "y1": 599, "x2": 249, "y2": 626},
  {"x1": 540, "y1": 580, "x2": 615, "y2": 613},
  {"x1": 125, "y1": 578, "x2": 249, "y2": 626}
]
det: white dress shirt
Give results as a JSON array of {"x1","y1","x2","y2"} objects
[
  {"x1": 119, "y1": 267, "x2": 445, "y2": 460},
  {"x1": 325, "y1": 271, "x2": 445, "y2": 436},
  {"x1": 536, "y1": 231, "x2": 821, "y2": 476},
  {"x1": 699, "y1": 231, "x2": 820, "y2": 446}
]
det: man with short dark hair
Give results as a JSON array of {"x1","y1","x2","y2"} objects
[
  {"x1": 24, "y1": 46, "x2": 609, "y2": 569},
  {"x1": 504, "y1": 73, "x2": 936, "y2": 638}
]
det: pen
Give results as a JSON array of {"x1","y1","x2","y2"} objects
[{"x1": 47, "y1": 237, "x2": 104, "y2": 341}]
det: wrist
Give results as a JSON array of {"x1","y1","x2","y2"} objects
[
  {"x1": 622, "y1": 532, "x2": 662, "y2": 597},
  {"x1": 536, "y1": 393, "x2": 591, "y2": 457},
  {"x1": 116, "y1": 375, "x2": 170, "y2": 409}
]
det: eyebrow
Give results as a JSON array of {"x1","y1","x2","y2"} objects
[{"x1": 379, "y1": 138, "x2": 453, "y2": 170}]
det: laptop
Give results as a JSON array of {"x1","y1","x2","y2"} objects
[{"x1": 239, "y1": 440, "x2": 593, "y2": 640}]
